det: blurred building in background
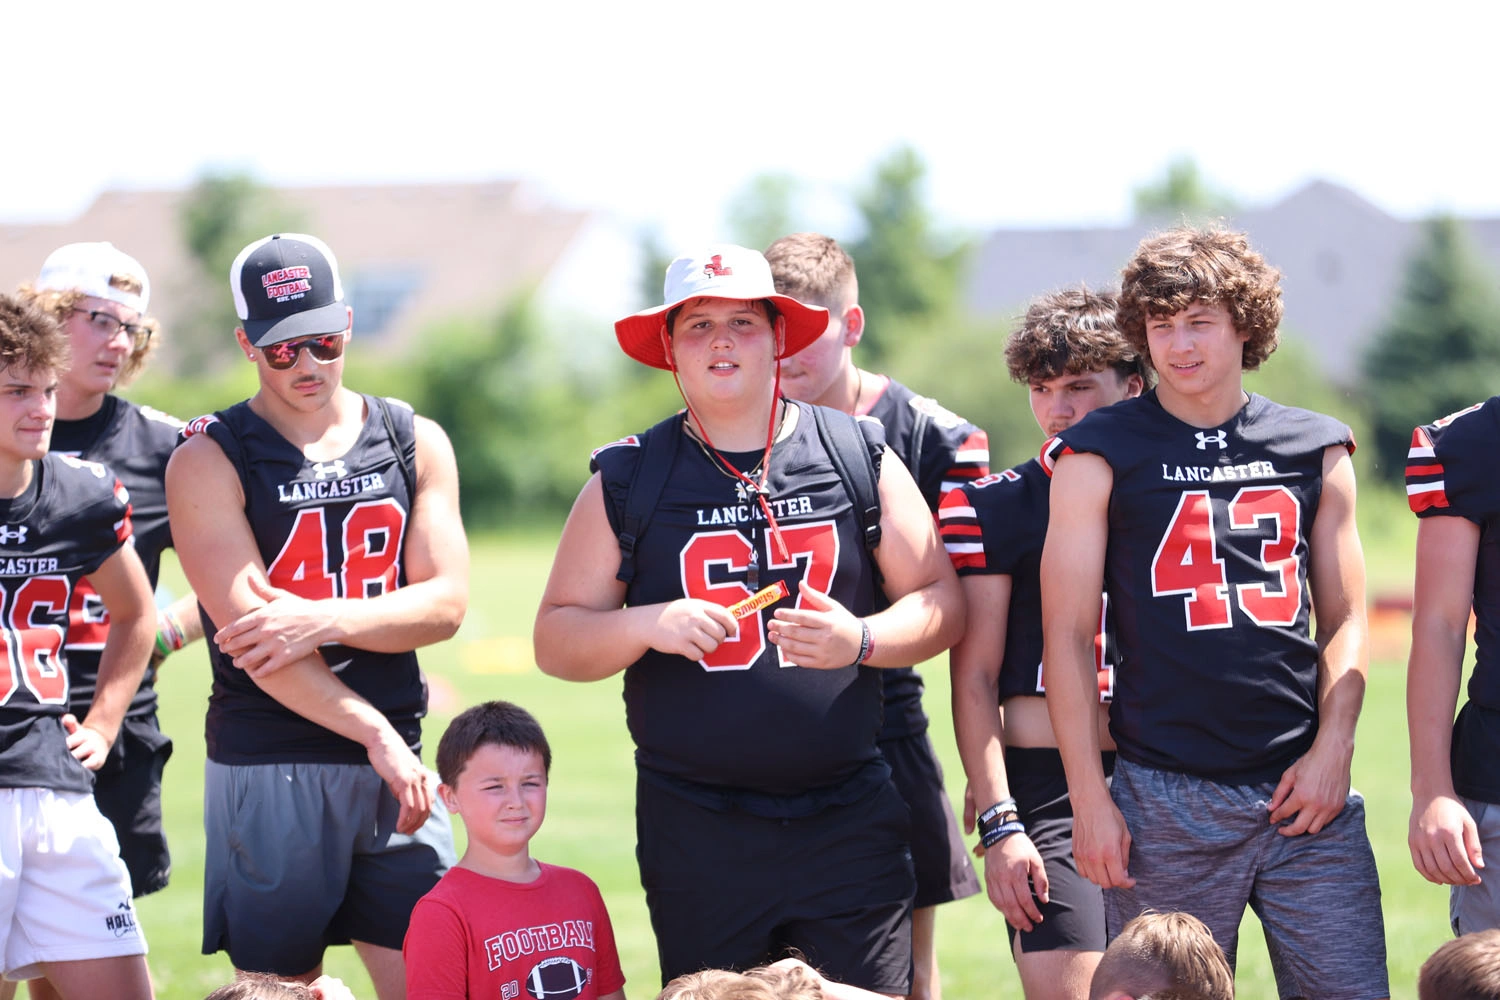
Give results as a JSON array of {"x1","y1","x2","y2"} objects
[
  {"x1": 967, "y1": 180, "x2": 1500, "y2": 383},
  {"x1": 0, "y1": 181, "x2": 640, "y2": 369}
]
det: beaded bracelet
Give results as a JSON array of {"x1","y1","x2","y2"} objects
[{"x1": 154, "y1": 608, "x2": 187, "y2": 660}]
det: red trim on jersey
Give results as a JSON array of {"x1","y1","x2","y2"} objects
[
  {"x1": 1039, "y1": 437, "x2": 1074, "y2": 477},
  {"x1": 1409, "y1": 490, "x2": 1450, "y2": 513},
  {"x1": 947, "y1": 550, "x2": 987, "y2": 570}
]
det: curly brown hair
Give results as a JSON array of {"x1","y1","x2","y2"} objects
[
  {"x1": 1004, "y1": 285, "x2": 1149, "y2": 386},
  {"x1": 16, "y1": 283, "x2": 159, "y2": 387},
  {"x1": 0, "y1": 292, "x2": 69, "y2": 378},
  {"x1": 1117, "y1": 227, "x2": 1282, "y2": 372}
]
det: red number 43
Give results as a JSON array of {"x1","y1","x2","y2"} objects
[{"x1": 1151, "y1": 487, "x2": 1303, "y2": 631}]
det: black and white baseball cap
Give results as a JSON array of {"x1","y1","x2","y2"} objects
[{"x1": 230, "y1": 233, "x2": 348, "y2": 346}]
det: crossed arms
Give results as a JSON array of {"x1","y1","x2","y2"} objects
[{"x1": 165, "y1": 411, "x2": 468, "y2": 832}]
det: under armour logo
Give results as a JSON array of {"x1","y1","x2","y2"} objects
[
  {"x1": 703, "y1": 254, "x2": 733, "y2": 278},
  {"x1": 1195, "y1": 431, "x2": 1228, "y2": 450},
  {"x1": 0, "y1": 525, "x2": 28, "y2": 544},
  {"x1": 312, "y1": 460, "x2": 348, "y2": 480}
]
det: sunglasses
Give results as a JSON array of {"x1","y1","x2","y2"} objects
[{"x1": 260, "y1": 333, "x2": 347, "y2": 370}]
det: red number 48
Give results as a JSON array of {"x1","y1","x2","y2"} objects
[
  {"x1": 1150, "y1": 487, "x2": 1303, "y2": 631},
  {"x1": 266, "y1": 499, "x2": 406, "y2": 600}
]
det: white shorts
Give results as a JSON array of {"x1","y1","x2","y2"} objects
[{"x1": 0, "y1": 787, "x2": 147, "y2": 981}]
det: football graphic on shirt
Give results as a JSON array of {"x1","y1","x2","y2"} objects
[{"x1": 526, "y1": 956, "x2": 589, "y2": 999}]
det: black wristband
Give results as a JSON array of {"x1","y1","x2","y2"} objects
[
  {"x1": 849, "y1": 619, "x2": 872, "y2": 668},
  {"x1": 981, "y1": 820, "x2": 1026, "y2": 849},
  {"x1": 978, "y1": 799, "x2": 1018, "y2": 826}
]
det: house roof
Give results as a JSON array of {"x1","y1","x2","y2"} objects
[
  {"x1": 966, "y1": 179, "x2": 1490, "y2": 382},
  {"x1": 0, "y1": 180, "x2": 591, "y2": 366}
]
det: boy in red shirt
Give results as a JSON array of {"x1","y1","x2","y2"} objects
[{"x1": 404, "y1": 701, "x2": 626, "y2": 1000}]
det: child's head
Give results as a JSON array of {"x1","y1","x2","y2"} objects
[
  {"x1": 1420, "y1": 929, "x2": 1500, "y2": 1000},
  {"x1": 657, "y1": 965, "x2": 825, "y2": 1000},
  {"x1": 203, "y1": 973, "x2": 317, "y2": 999},
  {"x1": 437, "y1": 701, "x2": 553, "y2": 865},
  {"x1": 657, "y1": 970, "x2": 781, "y2": 1000},
  {"x1": 437, "y1": 700, "x2": 551, "y2": 788},
  {"x1": 1118, "y1": 226, "x2": 1283, "y2": 373},
  {"x1": 1089, "y1": 911, "x2": 1233, "y2": 1000}
]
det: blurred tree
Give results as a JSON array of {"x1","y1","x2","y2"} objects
[
  {"x1": 175, "y1": 172, "x2": 303, "y2": 373},
  {"x1": 726, "y1": 172, "x2": 803, "y2": 252},
  {"x1": 879, "y1": 309, "x2": 1039, "y2": 468},
  {"x1": 637, "y1": 227, "x2": 672, "y2": 311},
  {"x1": 1362, "y1": 215, "x2": 1500, "y2": 483},
  {"x1": 1132, "y1": 156, "x2": 1238, "y2": 223},
  {"x1": 848, "y1": 146, "x2": 969, "y2": 361},
  {"x1": 410, "y1": 292, "x2": 683, "y2": 526}
]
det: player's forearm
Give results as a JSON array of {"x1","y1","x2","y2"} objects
[
  {"x1": 1044, "y1": 636, "x2": 1110, "y2": 804},
  {"x1": 1408, "y1": 618, "x2": 1467, "y2": 797},
  {"x1": 251, "y1": 655, "x2": 404, "y2": 748},
  {"x1": 863, "y1": 575, "x2": 965, "y2": 667},
  {"x1": 81, "y1": 611, "x2": 155, "y2": 744},
  {"x1": 323, "y1": 577, "x2": 467, "y2": 652},
  {"x1": 1313, "y1": 613, "x2": 1369, "y2": 753},
  {"x1": 534, "y1": 603, "x2": 657, "y2": 681},
  {"x1": 951, "y1": 659, "x2": 1010, "y2": 805}
]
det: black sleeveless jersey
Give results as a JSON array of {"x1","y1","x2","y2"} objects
[
  {"x1": 1407, "y1": 397, "x2": 1500, "y2": 802},
  {"x1": 1047, "y1": 391, "x2": 1353, "y2": 784},
  {"x1": 591, "y1": 401, "x2": 888, "y2": 796},
  {"x1": 863, "y1": 377, "x2": 990, "y2": 738},
  {"x1": 939, "y1": 459, "x2": 1115, "y2": 704},
  {"x1": 184, "y1": 395, "x2": 426, "y2": 765},
  {"x1": 0, "y1": 455, "x2": 132, "y2": 793},
  {"x1": 50, "y1": 395, "x2": 184, "y2": 721}
]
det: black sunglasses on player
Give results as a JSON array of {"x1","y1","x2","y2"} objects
[{"x1": 260, "y1": 333, "x2": 347, "y2": 370}]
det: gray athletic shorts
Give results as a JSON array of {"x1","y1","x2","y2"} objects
[
  {"x1": 1108, "y1": 758, "x2": 1388, "y2": 1000},
  {"x1": 203, "y1": 760, "x2": 455, "y2": 976},
  {"x1": 1452, "y1": 796, "x2": 1500, "y2": 935}
]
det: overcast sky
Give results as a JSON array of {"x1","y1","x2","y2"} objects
[{"x1": 8, "y1": 1, "x2": 1495, "y2": 246}]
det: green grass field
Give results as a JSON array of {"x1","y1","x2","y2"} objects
[{"x1": 122, "y1": 522, "x2": 1443, "y2": 1000}]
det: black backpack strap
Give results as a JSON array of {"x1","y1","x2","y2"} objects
[
  {"x1": 812, "y1": 404, "x2": 882, "y2": 556},
  {"x1": 616, "y1": 414, "x2": 682, "y2": 584},
  {"x1": 375, "y1": 396, "x2": 417, "y2": 500},
  {"x1": 907, "y1": 408, "x2": 930, "y2": 500}
]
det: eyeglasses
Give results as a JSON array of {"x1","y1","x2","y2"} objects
[
  {"x1": 260, "y1": 333, "x2": 347, "y2": 370},
  {"x1": 72, "y1": 309, "x2": 152, "y2": 349}
]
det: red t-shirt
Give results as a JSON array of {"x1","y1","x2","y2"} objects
[{"x1": 404, "y1": 862, "x2": 625, "y2": 1000}]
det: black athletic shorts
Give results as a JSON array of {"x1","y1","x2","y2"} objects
[
  {"x1": 636, "y1": 773, "x2": 916, "y2": 995},
  {"x1": 92, "y1": 715, "x2": 173, "y2": 897},
  {"x1": 1002, "y1": 746, "x2": 1115, "y2": 956},
  {"x1": 880, "y1": 729, "x2": 980, "y2": 908}
]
